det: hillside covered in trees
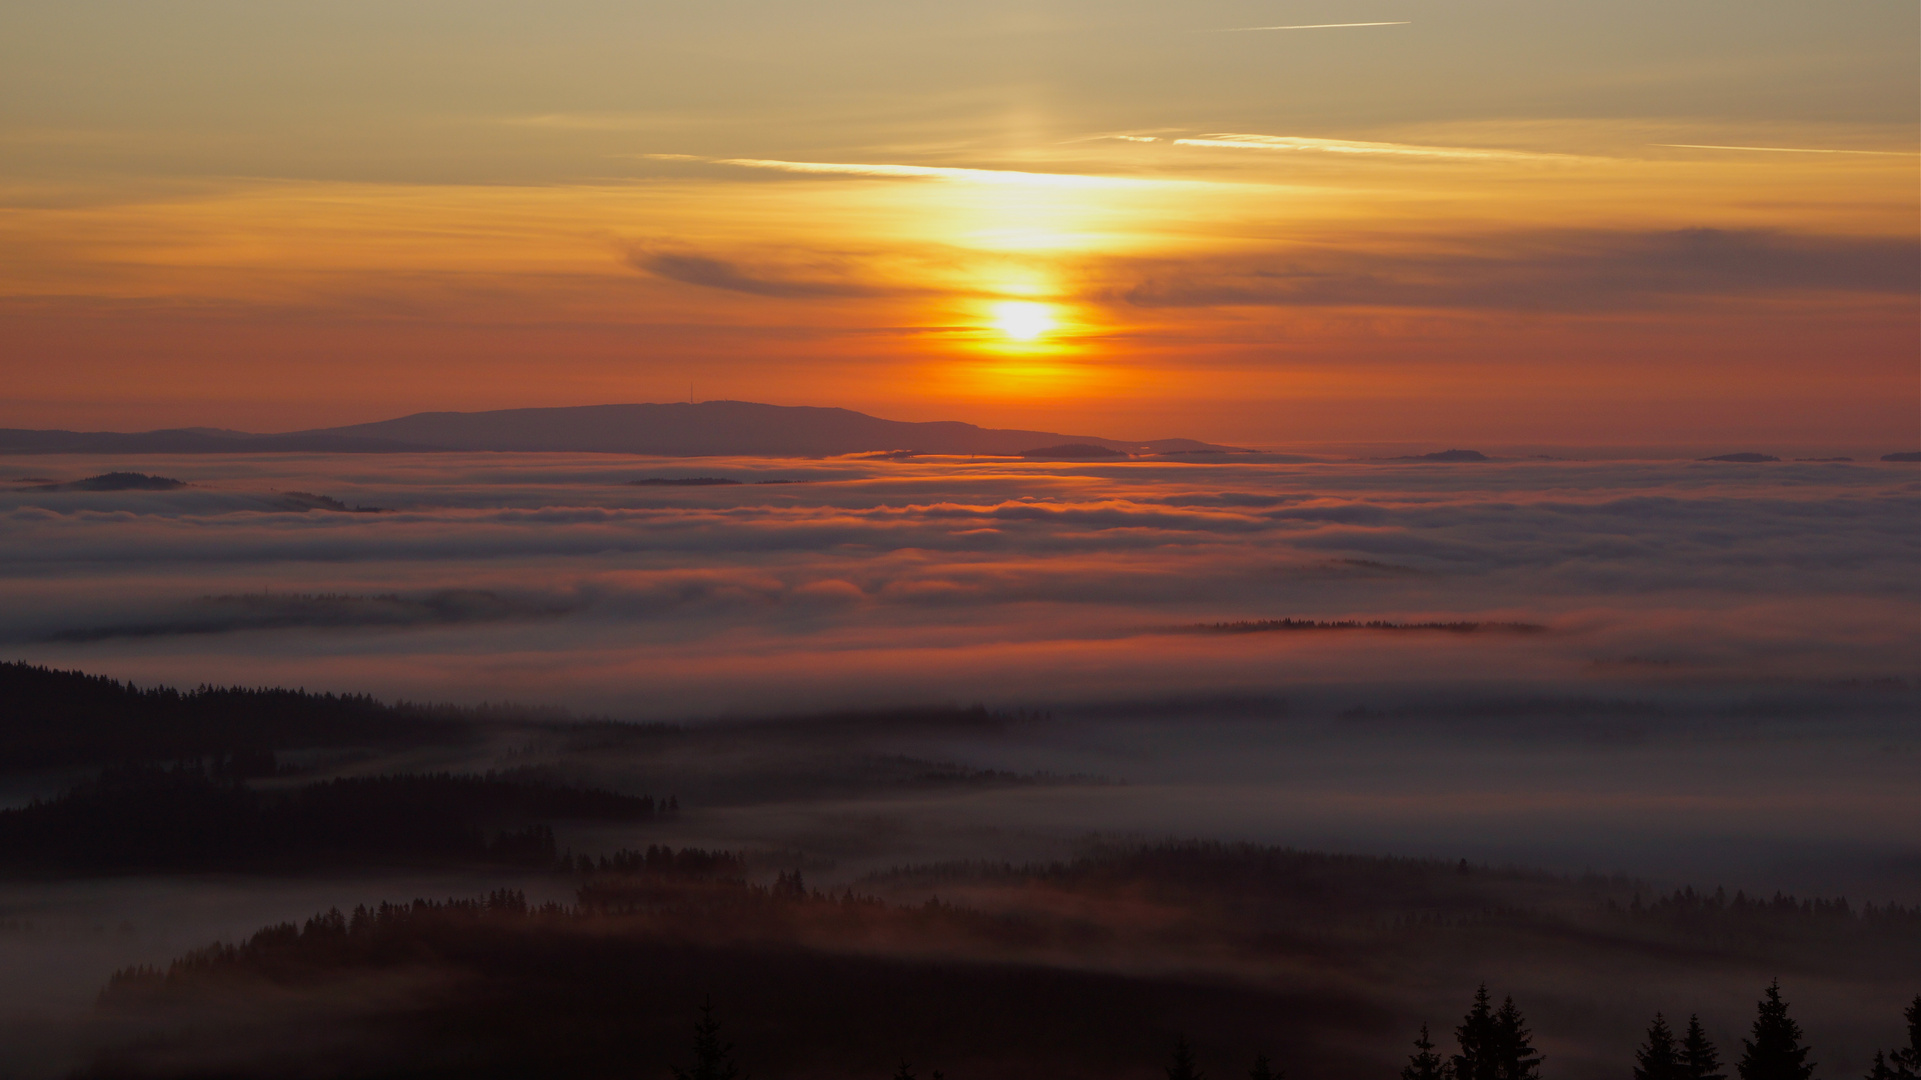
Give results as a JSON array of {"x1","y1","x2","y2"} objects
[
  {"x1": 0, "y1": 765, "x2": 672, "y2": 873},
  {"x1": 0, "y1": 662, "x2": 478, "y2": 770},
  {"x1": 79, "y1": 843, "x2": 1921, "y2": 1080}
]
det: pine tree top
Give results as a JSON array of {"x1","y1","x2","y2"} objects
[{"x1": 1738, "y1": 981, "x2": 1815, "y2": 1080}]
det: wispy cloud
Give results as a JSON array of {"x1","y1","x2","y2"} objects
[
  {"x1": 627, "y1": 249, "x2": 905, "y2": 299},
  {"x1": 1208, "y1": 20, "x2": 1411, "y2": 31},
  {"x1": 1106, "y1": 228, "x2": 1921, "y2": 311},
  {"x1": 641, "y1": 154, "x2": 1158, "y2": 189},
  {"x1": 1653, "y1": 143, "x2": 1915, "y2": 157},
  {"x1": 1170, "y1": 133, "x2": 1557, "y2": 162}
]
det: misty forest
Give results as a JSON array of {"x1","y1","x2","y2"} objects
[{"x1": 0, "y1": 655, "x2": 1915, "y2": 1079}]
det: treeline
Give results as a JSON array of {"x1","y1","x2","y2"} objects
[
  {"x1": 1617, "y1": 887, "x2": 1921, "y2": 931},
  {"x1": 95, "y1": 881, "x2": 1920, "y2": 1080},
  {"x1": 0, "y1": 661, "x2": 477, "y2": 769},
  {"x1": 92, "y1": 875, "x2": 1335, "y2": 1077},
  {"x1": 873, "y1": 841, "x2": 1921, "y2": 938},
  {"x1": 661, "y1": 982, "x2": 1921, "y2": 1080},
  {"x1": 0, "y1": 764, "x2": 674, "y2": 872}
]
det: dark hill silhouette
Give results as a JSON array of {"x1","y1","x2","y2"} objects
[
  {"x1": 0, "y1": 661, "x2": 472, "y2": 770},
  {"x1": 0, "y1": 765, "x2": 666, "y2": 873},
  {"x1": 296, "y1": 402, "x2": 1214, "y2": 457},
  {"x1": 31, "y1": 472, "x2": 185, "y2": 491},
  {"x1": 1020, "y1": 443, "x2": 1129, "y2": 460},
  {"x1": 1390, "y1": 450, "x2": 1489, "y2": 462},
  {"x1": 0, "y1": 402, "x2": 1236, "y2": 458},
  {"x1": 1701, "y1": 453, "x2": 1780, "y2": 463},
  {"x1": 1883, "y1": 452, "x2": 1921, "y2": 462}
]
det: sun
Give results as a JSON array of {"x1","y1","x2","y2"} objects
[{"x1": 990, "y1": 300, "x2": 1056, "y2": 342}]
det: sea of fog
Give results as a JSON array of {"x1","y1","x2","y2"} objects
[{"x1": 1, "y1": 451, "x2": 1916, "y2": 1066}]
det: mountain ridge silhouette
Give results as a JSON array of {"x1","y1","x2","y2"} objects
[{"x1": 1, "y1": 401, "x2": 1240, "y2": 458}]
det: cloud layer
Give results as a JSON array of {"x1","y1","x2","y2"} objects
[{"x1": 1, "y1": 452, "x2": 1913, "y2": 719}]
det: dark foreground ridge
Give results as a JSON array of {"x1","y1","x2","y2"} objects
[
  {"x1": 0, "y1": 764, "x2": 673, "y2": 874},
  {"x1": 0, "y1": 661, "x2": 478, "y2": 769},
  {"x1": 81, "y1": 842, "x2": 1921, "y2": 1079},
  {"x1": 0, "y1": 401, "x2": 1240, "y2": 457}
]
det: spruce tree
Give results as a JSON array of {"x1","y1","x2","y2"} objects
[
  {"x1": 1869, "y1": 994, "x2": 1921, "y2": 1080},
  {"x1": 1167, "y1": 1035, "x2": 1207, "y2": 1080},
  {"x1": 1892, "y1": 996, "x2": 1921, "y2": 1080},
  {"x1": 1249, "y1": 1053, "x2": 1281, "y2": 1080},
  {"x1": 893, "y1": 1064, "x2": 917, "y2": 1080},
  {"x1": 1738, "y1": 981, "x2": 1815, "y2": 1080},
  {"x1": 671, "y1": 999, "x2": 743, "y2": 1080},
  {"x1": 1638, "y1": 1014, "x2": 1684, "y2": 1080},
  {"x1": 1493, "y1": 995, "x2": 1544, "y2": 1080},
  {"x1": 1454, "y1": 986, "x2": 1499, "y2": 1080},
  {"x1": 1405, "y1": 1023, "x2": 1451, "y2": 1080},
  {"x1": 1683, "y1": 1015, "x2": 1726, "y2": 1080}
]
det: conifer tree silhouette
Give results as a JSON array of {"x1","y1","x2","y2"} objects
[
  {"x1": 1454, "y1": 986, "x2": 1499, "y2": 1080},
  {"x1": 1870, "y1": 995, "x2": 1921, "y2": 1080},
  {"x1": 1493, "y1": 994, "x2": 1544, "y2": 1080},
  {"x1": 1682, "y1": 1015, "x2": 1727, "y2": 1080},
  {"x1": 1167, "y1": 1035, "x2": 1207, "y2": 1080},
  {"x1": 1738, "y1": 981, "x2": 1815, "y2": 1080},
  {"x1": 671, "y1": 999, "x2": 743, "y2": 1080},
  {"x1": 1637, "y1": 1014, "x2": 1684, "y2": 1080},
  {"x1": 1893, "y1": 996, "x2": 1921, "y2": 1080},
  {"x1": 893, "y1": 1063, "x2": 917, "y2": 1080},
  {"x1": 1249, "y1": 1052, "x2": 1281, "y2": 1080},
  {"x1": 1404, "y1": 1023, "x2": 1452, "y2": 1080},
  {"x1": 1453, "y1": 986, "x2": 1541, "y2": 1080}
]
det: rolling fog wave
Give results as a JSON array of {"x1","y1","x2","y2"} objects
[{"x1": 0, "y1": 452, "x2": 1912, "y2": 715}]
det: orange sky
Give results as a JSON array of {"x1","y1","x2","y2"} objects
[{"x1": 2, "y1": 1, "x2": 1916, "y2": 444}]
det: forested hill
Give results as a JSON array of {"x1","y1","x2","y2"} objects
[
  {"x1": 0, "y1": 766, "x2": 673, "y2": 873},
  {"x1": 0, "y1": 662, "x2": 478, "y2": 770}
]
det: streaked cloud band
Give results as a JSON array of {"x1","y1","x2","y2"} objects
[
  {"x1": 1654, "y1": 143, "x2": 1915, "y2": 157},
  {"x1": 1208, "y1": 21, "x2": 1411, "y2": 31},
  {"x1": 644, "y1": 153, "x2": 1160, "y2": 189},
  {"x1": 1171, "y1": 133, "x2": 1558, "y2": 162}
]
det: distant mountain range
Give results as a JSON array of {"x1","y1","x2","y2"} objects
[{"x1": 0, "y1": 402, "x2": 1241, "y2": 458}]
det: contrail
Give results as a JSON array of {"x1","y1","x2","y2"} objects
[
  {"x1": 1207, "y1": 20, "x2": 1411, "y2": 31},
  {"x1": 1654, "y1": 143, "x2": 1913, "y2": 157}
]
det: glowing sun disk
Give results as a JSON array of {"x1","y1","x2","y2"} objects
[{"x1": 992, "y1": 300, "x2": 1056, "y2": 341}]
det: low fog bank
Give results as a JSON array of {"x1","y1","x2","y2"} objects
[{"x1": 1, "y1": 452, "x2": 1913, "y2": 722}]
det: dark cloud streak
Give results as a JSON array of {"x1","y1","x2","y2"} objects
[
  {"x1": 1103, "y1": 228, "x2": 1921, "y2": 311},
  {"x1": 630, "y1": 250, "x2": 901, "y2": 299}
]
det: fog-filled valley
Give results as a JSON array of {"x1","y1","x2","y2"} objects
[{"x1": 1, "y1": 452, "x2": 1915, "y2": 1078}]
